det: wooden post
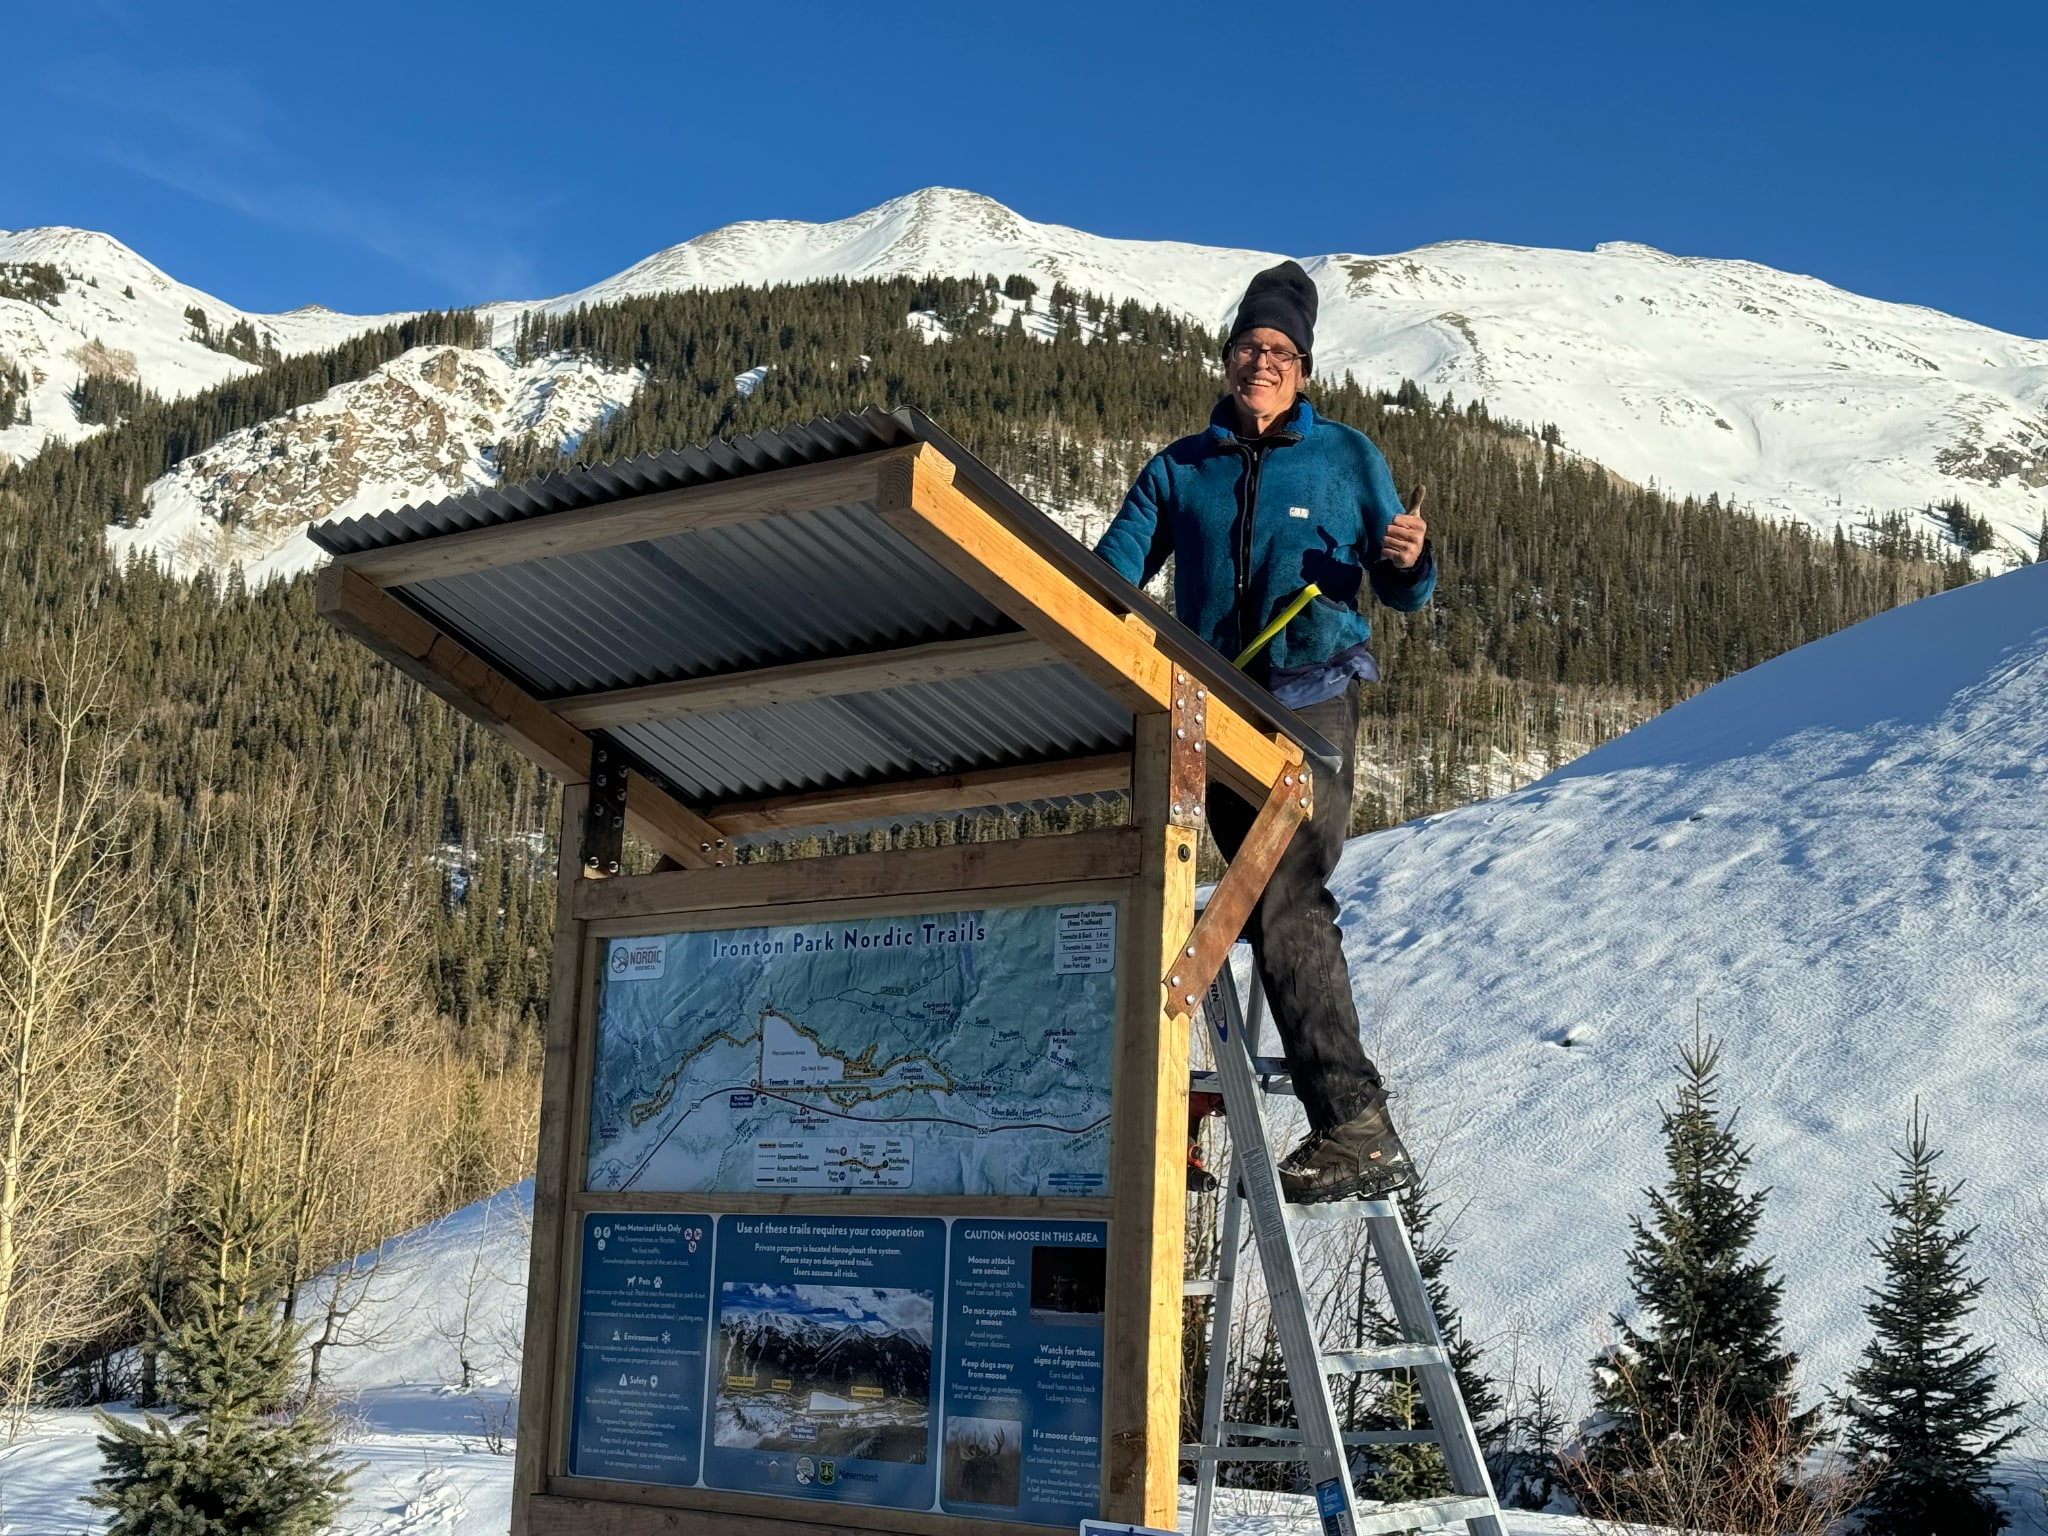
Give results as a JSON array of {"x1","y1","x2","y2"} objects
[
  {"x1": 1100, "y1": 709, "x2": 1199, "y2": 1526},
  {"x1": 510, "y1": 784, "x2": 593, "y2": 1536}
]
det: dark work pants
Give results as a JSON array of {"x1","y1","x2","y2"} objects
[{"x1": 1205, "y1": 684, "x2": 1383, "y2": 1132}]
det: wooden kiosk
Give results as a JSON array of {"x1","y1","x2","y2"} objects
[{"x1": 310, "y1": 407, "x2": 1338, "y2": 1536}]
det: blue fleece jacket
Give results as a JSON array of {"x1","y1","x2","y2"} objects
[{"x1": 1095, "y1": 396, "x2": 1434, "y2": 705}]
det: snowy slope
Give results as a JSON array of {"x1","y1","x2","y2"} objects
[
  {"x1": 1336, "y1": 560, "x2": 2048, "y2": 1427},
  {"x1": 0, "y1": 226, "x2": 399, "y2": 467}
]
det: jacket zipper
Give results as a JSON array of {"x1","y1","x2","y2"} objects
[{"x1": 1232, "y1": 440, "x2": 1266, "y2": 658}]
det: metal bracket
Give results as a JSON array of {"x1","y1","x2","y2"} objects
[
  {"x1": 1168, "y1": 666, "x2": 1208, "y2": 832},
  {"x1": 582, "y1": 733, "x2": 629, "y2": 877}
]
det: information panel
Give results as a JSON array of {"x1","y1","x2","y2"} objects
[
  {"x1": 585, "y1": 903, "x2": 1119, "y2": 1197},
  {"x1": 566, "y1": 1213, "x2": 714, "y2": 1484},
  {"x1": 941, "y1": 1221, "x2": 1108, "y2": 1527},
  {"x1": 563, "y1": 1213, "x2": 1111, "y2": 1526},
  {"x1": 703, "y1": 1214, "x2": 947, "y2": 1509}
]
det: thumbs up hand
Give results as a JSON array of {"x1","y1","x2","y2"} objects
[{"x1": 1384, "y1": 484, "x2": 1428, "y2": 569}]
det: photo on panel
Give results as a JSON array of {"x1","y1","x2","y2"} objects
[{"x1": 1028, "y1": 1243, "x2": 1106, "y2": 1324}]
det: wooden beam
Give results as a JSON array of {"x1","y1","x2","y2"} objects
[
  {"x1": 317, "y1": 563, "x2": 590, "y2": 782},
  {"x1": 623, "y1": 770, "x2": 729, "y2": 865},
  {"x1": 1100, "y1": 715, "x2": 1198, "y2": 1527},
  {"x1": 708, "y1": 753, "x2": 1130, "y2": 833},
  {"x1": 876, "y1": 448, "x2": 1165, "y2": 714},
  {"x1": 316, "y1": 564, "x2": 727, "y2": 870},
  {"x1": 336, "y1": 448, "x2": 908, "y2": 587},
  {"x1": 551, "y1": 630, "x2": 1061, "y2": 729},
  {"x1": 509, "y1": 788, "x2": 594, "y2": 1536},
  {"x1": 571, "y1": 825, "x2": 1142, "y2": 923},
  {"x1": 1166, "y1": 762, "x2": 1311, "y2": 1023},
  {"x1": 876, "y1": 445, "x2": 1301, "y2": 803}
]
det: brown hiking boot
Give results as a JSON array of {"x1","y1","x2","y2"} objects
[{"x1": 1276, "y1": 1099, "x2": 1414, "y2": 1204}]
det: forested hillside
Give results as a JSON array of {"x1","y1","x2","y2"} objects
[{"x1": 0, "y1": 274, "x2": 1957, "y2": 1408}]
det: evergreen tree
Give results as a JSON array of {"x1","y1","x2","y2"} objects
[
  {"x1": 434, "y1": 1074, "x2": 496, "y2": 1211},
  {"x1": 88, "y1": 1167, "x2": 356, "y2": 1535},
  {"x1": 1492, "y1": 1369, "x2": 1567, "y2": 1511},
  {"x1": 1579, "y1": 1022, "x2": 1808, "y2": 1515},
  {"x1": 1841, "y1": 1106, "x2": 2020, "y2": 1536}
]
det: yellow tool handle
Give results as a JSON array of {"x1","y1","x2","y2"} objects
[{"x1": 1233, "y1": 582, "x2": 1322, "y2": 669}]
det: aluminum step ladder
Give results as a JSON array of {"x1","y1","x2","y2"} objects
[{"x1": 1182, "y1": 956, "x2": 1505, "y2": 1536}]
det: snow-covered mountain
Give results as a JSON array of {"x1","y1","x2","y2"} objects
[
  {"x1": 0, "y1": 225, "x2": 397, "y2": 467},
  {"x1": 527, "y1": 187, "x2": 2048, "y2": 563},
  {"x1": 105, "y1": 344, "x2": 638, "y2": 583},
  {"x1": 7, "y1": 188, "x2": 2045, "y2": 580}
]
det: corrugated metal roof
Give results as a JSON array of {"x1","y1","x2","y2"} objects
[
  {"x1": 308, "y1": 406, "x2": 1337, "y2": 813},
  {"x1": 612, "y1": 667, "x2": 1128, "y2": 803},
  {"x1": 397, "y1": 502, "x2": 1004, "y2": 696},
  {"x1": 309, "y1": 409, "x2": 920, "y2": 555}
]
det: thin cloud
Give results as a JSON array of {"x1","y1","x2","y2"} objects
[{"x1": 43, "y1": 57, "x2": 539, "y2": 304}]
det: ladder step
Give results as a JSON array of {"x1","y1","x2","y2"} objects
[
  {"x1": 1189, "y1": 1063, "x2": 1295, "y2": 1093},
  {"x1": 1283, "y1": 1196, "x2": 1401, "y2": 1224},
  {"x1": 1182, "y1": 1278, "x2": 1217, "y2": 1298},
  {"x1": 1215, "y1": 1422, "x2": 1444, "y2": 1447},
  {"x1": 1178, "y1": 1423, "x2": 1460, "y2": 1462},
  {"x1": 1350, "y1": 1495, "x2": 1502, "y2": 1536},
  {"x1": 1178, "y1": 1443, "x2": 1313, "y2": 1463},
  {"x1": 1322, "y1": 1343, "x2": 1448, "y2": 1374}
]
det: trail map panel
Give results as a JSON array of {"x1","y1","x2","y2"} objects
[{"x1": 586, "y1": 903, "x2": 1118, "y2": 1197}]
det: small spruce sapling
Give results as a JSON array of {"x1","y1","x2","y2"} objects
[
  {"x1": 1493, "y1": 1368, "x2": 1567, "y2": 1511},
  {"x1": 1577, "y1": 1017, "x2": 1812, "y2": 1520},
  {"x1": 88, "y1": 1168, "x2": 357, "y2": 1536},
  {"x1": 1840, "y1": 1105, "x2": 2020, "y2": 1536}
]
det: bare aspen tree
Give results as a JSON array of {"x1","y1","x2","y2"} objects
[
  {"x1": 209, "y1": 765, "x2": 430, "y2": 1315},
  {"x1": 0, "y1": 636, "x2": 155, "y2": 1410},
  {"x1": 137, "y1": 797, "x2": 222, "y2": 1408}
]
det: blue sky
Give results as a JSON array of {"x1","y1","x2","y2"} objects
[{"x1": 8, "y1": 0, "x2": 2043, "y2": 337}]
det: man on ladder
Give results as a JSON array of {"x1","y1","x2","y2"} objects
[{"x1": 1096, "y1": 259, "x2": 1434, "y2": 1204}]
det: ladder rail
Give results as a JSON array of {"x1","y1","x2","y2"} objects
[
  {"x1": 1185, "y1": 950, "x2": 1507, "y2": 1536},
  {"x1": 1367, "y1": 1211, "x2": 1508, "y2": 1536},
  {"x1": 1190, "y1": 1143, "x2": 1246, "y2": 1536},
  {"x1": 1197, "y1": 968, "x2": 1362, "y2": 1533}
]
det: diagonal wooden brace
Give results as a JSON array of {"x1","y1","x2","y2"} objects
[{"x1": 1162, "y1": 758, "x2": 1313, "y2": 1021}]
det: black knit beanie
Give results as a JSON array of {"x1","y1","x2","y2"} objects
[{"x1": 1227, "y1": 260, "x2": 1317, "y2": 360}]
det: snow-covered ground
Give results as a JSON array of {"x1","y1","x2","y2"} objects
[
  {"x1": 0, "y1": 1187, "x2": 532, "y2": 1536},
  {"x1": 11, "y1": 187, "x2": 2046, "y2": 581},
  {"x1": 1348, "y1": 559, "x2": 2048, "y2": 1419}
]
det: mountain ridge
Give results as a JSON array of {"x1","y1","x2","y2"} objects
[{"x1": 6, "y1": 186, "x2": 2043, "y2": 576}]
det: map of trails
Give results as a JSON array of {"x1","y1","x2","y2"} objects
[{"x1": 586, "y1": 903, "x2": 1119, "y2": 1196}]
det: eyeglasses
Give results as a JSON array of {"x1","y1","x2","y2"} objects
[{"x1": 1229, "y1": 341, "x2": 1303, "y2": 369}]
